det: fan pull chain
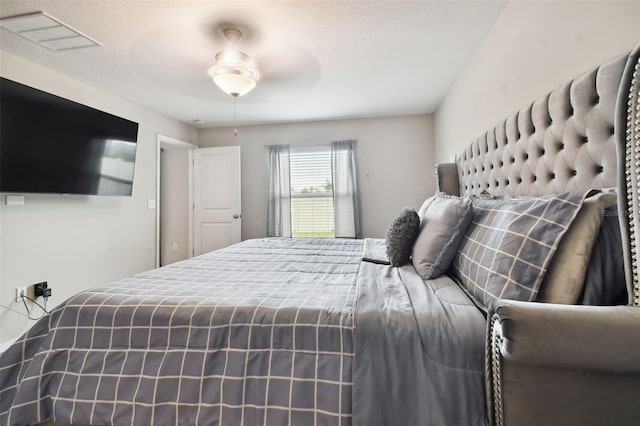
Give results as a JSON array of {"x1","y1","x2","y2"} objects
[{"x1": 233, "y1": 95, "x2": 238, "y2": 136}]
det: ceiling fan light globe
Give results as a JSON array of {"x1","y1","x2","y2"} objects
[{"x1": 213, "y1": 73, "x2": 257, "y2": 97}]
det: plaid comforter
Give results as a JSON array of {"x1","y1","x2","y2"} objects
[{"x1": 1, "y1": 238, "x2": 362, "y2": 426}]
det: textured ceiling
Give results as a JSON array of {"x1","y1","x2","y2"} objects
[{"x1": 0, "y1": 1, "x2": 507, "y2": 128}]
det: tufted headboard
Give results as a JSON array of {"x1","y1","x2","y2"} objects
[
  {"x1": 436, "y1": 45, "x2": 640, "y2": 307},
  {"x1": 437, "y1": 53, "x2": 627, "y2": 198}
]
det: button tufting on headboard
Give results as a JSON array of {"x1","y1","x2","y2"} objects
[{"x1": 453, "y1": 53, "x2": 628, "y2": 197}]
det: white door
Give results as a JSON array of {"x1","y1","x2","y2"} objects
[{"x1": 193, "y1": 146, "x2": 241, "y2": 255}]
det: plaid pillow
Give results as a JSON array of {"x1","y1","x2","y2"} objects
[{"x1": 451, "y1": 190, "x2": 589, "y2": 308}]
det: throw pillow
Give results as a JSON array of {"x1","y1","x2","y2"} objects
[
  {"x1": 578, "y1": 204, "x2": 628, "y2": 305},
  {"x1": 417, "y1": 197, "x2": 435, "y2": 219},
  {"x1": 412, "y1": 194, "x2": 473, "y2": 279},
  {"x1": 537, "y1": 191, "x2": 617, "y2": 304},
  {"x1": 451, "y1": 190, "x2": 589, "y2": 309},
  {"x1": 385, "y1": 208, "x2": 421, "y2": 266}
]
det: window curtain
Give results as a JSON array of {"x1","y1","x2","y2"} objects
[
  {"x1": 267, "y1": 144, "x2": 292, "y2": 237},
  {"x1": 331, "y1": 140, "x2": 361, "y2": 238}
]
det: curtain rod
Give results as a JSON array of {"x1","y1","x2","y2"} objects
[{"x1": 264, "y1": 140, "x2": 356, "y2": 148}]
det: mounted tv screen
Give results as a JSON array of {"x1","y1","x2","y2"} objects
[{"x1": 0, "y1": 77, "x2": 139, "y2": 196}]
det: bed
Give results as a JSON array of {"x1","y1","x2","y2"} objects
[
  {"x1": 2, "y1": 44, "x2": 639, "y2": 426},
  {"x1": 1, "y1": 237, "x2": 486, "y2": 426}
]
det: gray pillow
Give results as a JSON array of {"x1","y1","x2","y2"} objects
[
  {"x1": 385, "y1": 208, "x2": 420, "y2": 266},
  {"x1": 412, "y1": 194, "x2": 473, "y2": 279},
  {"x1": 579, "y1": 205, "x2": 628, "y2": 305},
  {"x1": 452, "y1": 190, "x2": 589, "y2": 309},
  {"x1": 537, "y1": 192, "x2": 617, "y2": 304}
]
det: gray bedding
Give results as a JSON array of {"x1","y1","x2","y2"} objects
[
  {"x1": 354, "y1": 239, "x2": 487, "y2": 426},
  {"x1": 0, "y1": 237, "x2": 487, "y2": 426}
]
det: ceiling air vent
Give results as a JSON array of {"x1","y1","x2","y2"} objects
[{"x1": 0, "y1": 11, "x2": 102, "y2": 51}]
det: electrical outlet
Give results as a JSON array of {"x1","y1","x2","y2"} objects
[
  {"x1": 15, "y1": 287, "x2": 27, "y2": 302},
  {"x1": 171, "y1": 242, "x2": 178, "y2": 251}
]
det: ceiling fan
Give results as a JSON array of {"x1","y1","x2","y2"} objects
[{"x1": 207, "y1": 27, "x2": 260, "y2": 98}]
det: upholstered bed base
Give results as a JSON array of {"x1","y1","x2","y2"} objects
[
  {"x1": 437, "y1": 43, "x2": 640, "y2": 426},
  {"x1": 616, "y1": 43, "x2": 640, "y2": 308}
]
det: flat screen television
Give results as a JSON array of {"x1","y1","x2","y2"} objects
[{"x1": 0, "y1": 77, "x2": 139, "y2": 196}]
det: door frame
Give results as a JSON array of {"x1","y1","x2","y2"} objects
[{"x1": 155, "y1": 134, "x2": 197, "y2": 268}]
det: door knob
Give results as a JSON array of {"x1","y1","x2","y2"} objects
[{"x1": 233, "y1": 214, "x2": 239, "y2": 219}]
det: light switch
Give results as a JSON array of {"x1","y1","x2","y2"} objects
[
  {"x1": 147, "y1": 199, "x2": 156, "y2": 209},
  {"x1": 6, "y1": 195, "x2": 25, "y2": 205}
]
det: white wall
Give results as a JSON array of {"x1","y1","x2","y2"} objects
[
  {"x1": 435, "y1": 0, "x2": 640, "y2": 163},
  {"x1": 0, "y1": 51, "x2": 199, "y2": 345},
  {"x1": 199, "y1": 114, "x2": 435, "y2": 240}
]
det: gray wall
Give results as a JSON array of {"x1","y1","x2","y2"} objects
[
  {"x1": 199, "y1": 114, "x2": 436, "y2": 239},
  {"x1": 435, "y1": 1, "x2": 640, "y2": 164},
  {"x1": 160, "y1": 148, "x2": 190, "y2": 265},
  {"x1": 0, "y1": 51, "x2": 199, "y2": 346}
]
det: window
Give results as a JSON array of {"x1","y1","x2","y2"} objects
[
  {"x1": 290, "y1": 145, "x2": 335, "y2": 237},
  {"x1": 267, "y1": 140, "x2": 360, "y2": 239}
]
